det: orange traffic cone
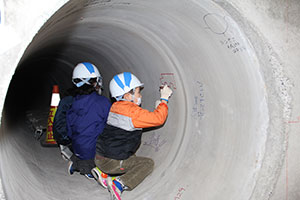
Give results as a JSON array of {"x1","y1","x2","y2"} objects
[{"x1": 41, "y1": 85, "x2": 60, "y2": 147}]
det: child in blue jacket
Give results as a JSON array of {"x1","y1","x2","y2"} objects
[{"x1": 66, "y1": 62, "x2": 111, "y2": 179}]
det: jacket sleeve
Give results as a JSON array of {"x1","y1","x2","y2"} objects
[
  {"x1": 53, "y1": 96, "x2": 73, "y2": 144},
  {"x1": 131, "y1": 102, "x2": 168, "y2": 128}
]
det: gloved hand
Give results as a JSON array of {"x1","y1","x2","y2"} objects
[{"x1": 160, "y1": 85, "x2": 173, "y2": 102}]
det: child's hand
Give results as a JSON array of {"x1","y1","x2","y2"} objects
[{"x1": 160, "y1": 85, "x2": 173, "y2": 102}]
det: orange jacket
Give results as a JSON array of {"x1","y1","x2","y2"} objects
[{"x1": 109, "y1": 101, "x2": 168, "y2": 129}]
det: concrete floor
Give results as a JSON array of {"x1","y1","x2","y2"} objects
[{"x1": 0, "y1": 0, "x2": 299, "y2": 199}]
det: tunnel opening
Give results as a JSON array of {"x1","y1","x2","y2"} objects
[{"x1": 0, "y1": 0, "x2": 274, "y2": 200}]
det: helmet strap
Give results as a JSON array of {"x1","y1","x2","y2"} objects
[
  {"x1": 96, "y1": 77, "x2": 103, "y2": 88},
  {"x1": 116, "y1": 88, "x2": 135, "y2": 102},
  {"x1": 73, "y1": 78, "x2": 91, "y2": 87},
  {"x1": 129, "y1": 88, "x2": 136, "y2": 102},
  {"x1": 130, "y1": 94, "x2": 135, "y2": 103}
]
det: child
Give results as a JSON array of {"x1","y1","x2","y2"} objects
[
  {"x1": 66, "y1": 62, "x2": 111, "y2": 179},
  {"x1": 93, "y1": 72, "x2": 172, "y2": 200}
]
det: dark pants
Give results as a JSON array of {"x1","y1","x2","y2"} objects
[
  {"x1": 71, "y1": 155, "x2": 95, "y2": 175},
  {"x1": 95, "y1": 155, "x2": 154, "y2": 190}
]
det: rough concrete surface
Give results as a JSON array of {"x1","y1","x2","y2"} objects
[
  {"x1": 0, "y1": 0, "x2": 299, "y2": 200},
  {"x1": 0, "y1": 178, "x2": 4, "y2": 200}
]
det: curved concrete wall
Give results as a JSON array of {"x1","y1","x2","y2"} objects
[{"x1": 0, "y1": 0, "x2": 299, "y2": 200}]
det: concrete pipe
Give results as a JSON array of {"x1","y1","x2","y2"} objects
[{"x1": 0, "y1": 0, "x2": 299, "y2": 200}]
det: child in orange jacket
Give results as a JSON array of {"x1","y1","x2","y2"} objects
[{"x1": 92, "y1": 72, "x2": 172, "y2": 200}]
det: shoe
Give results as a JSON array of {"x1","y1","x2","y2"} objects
[
  {"x1": 60, "y1": 145, "x2": 73, "y2": 161},
  {"x1": 84, "y1": 173, "x2": 95, "y2": 180},
  {"x1": 91, "y1": 167, "x2": 108, "y2": 189},
  {"x1": 107, "y1": 177, "x2": 123, "y2": 200},
  {"x1": 68, "y1": 161, "x2": 74, "y2": 175}
]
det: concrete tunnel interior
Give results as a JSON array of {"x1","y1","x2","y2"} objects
[{"x1": 0, "y1": 0, "x2": 295, "y2": 200}]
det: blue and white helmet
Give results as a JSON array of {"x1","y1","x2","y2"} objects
[
  {"x1": 72, "y1": 62, "x2": 102, "y2": 88},
  {"x1": 109, "y1": 72, "x2": 144, "y2": 99}
]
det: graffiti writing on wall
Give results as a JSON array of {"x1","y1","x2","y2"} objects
[
  {"x1": 160, "y1": 73, "x2": 177, "y2": 90},
  {"x1": 219, "y1": 37, "x2": 246, "y2": 54},
  {"x1": 174, "y1": 187, "x2": 187, "y2": 200},
  {"x1": 287, "y1": 116, "x2": 300, "y2": 124},
  {"x1": 192, "y1": 81, "x2": 205, "y2": 120},
  {"x1": 203, "y1": 13, "x2": 247, "y2": 54},
  {"x1": 143, "y1": 133, "x2": 167, "y2": 152},
  {"x1": 203, "y1": 13, "x2": 228, "y2": 35}
]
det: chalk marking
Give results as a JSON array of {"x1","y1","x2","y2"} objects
[
  {"x1": 143, "y1": 133, "x2": 167, "y2": 152},
  {"x1": 160, "y1": 73, "x2": 177, "y2": 90},
  {"x1": 174, "y1": 187, "x2": 186, "y2": 200},
  {"x1": 287, "y1": 116, "x2": 300, "y2": 124},
  {"x1": 203, "y1": 13, "x2": 228, "y2": 35},
  {"x1": 219, "y1": 37, "x2": 246, "y2": 54},
  {"x1": 192, "y1": 81, "x2": 205, "y2": 120}
]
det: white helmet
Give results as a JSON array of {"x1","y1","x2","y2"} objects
[
  {"x1": 109, "y1": 72, "x2": 144, "y2": 98},
  {"x1": 72, "y1": 62, "x2": 102, "y2": 88}
]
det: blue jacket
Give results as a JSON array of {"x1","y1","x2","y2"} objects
[{"x1": 66, "y1": 92, "x2": 111, "y2": 160}]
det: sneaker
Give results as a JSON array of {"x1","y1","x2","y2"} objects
[
  {"x1": 91, "y1": 167, "x2": 108, "y2": 189},
  {"x1": 68, "y1": 161, "x2": 74, "y2": 175},
  {"x1": 107, "y1": 177, "x2": 123, "y2": 200},
  {"x1": 84, "y1": 173, "x2": 95, "y2": 180}
]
